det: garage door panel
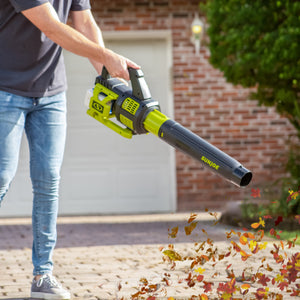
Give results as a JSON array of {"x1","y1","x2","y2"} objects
[{"x1": 62, "y1": 35, "x2": 176, "y2": 215}]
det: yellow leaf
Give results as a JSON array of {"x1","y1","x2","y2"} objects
[
  {"x1": 194, "y1": 267, "x2": 205, "y2": 274},
  {"x1": 259, "y1": 242, "x2": 268, "y2": 250},
  {"x1": 200, "y1": 295, "x2": 208, "y2": 300},
  {"x1": 163, "y1": 249, "x2": 182, "y2": 261},
  {"x1": 259, "y1": 217, "x2": 265, "y2": 228},
  {"x1": 275, "y1": 274, "x2": 284, "y2": 282},
  {"x1": 249, "y1": 240, "x2": 257, "y2": 252}
]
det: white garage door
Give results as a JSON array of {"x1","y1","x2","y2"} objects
[{"x1": 0, "y1": 31, "x2": 175, "y2": 217}]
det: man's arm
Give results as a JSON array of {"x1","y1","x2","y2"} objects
[
  {"x1": 69, "y1": 9, "x2": 104, "y2": 74},
  {"x1": 22, "y1": 2, "x2": 139, "y2": 80}
]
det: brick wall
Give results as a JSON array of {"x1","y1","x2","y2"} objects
[{"x1": 91, "y1": 0, "x2": 297, "y2": 211}]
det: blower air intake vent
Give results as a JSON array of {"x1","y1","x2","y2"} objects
[{"x1": 122, "y1": 98, "x2": 139, "y2": 115}]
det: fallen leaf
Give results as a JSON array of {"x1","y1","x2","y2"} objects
[
  {"x1": 163, "y1": 249, "x2": 182, "y2": 261},
  {"x1": 194, "y1": 267, "x2": 205, "y2": 274},
  {"x1": 241, "y1": 283, "x2": 251, "y2": 289}
]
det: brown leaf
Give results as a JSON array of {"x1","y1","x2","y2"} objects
[
  {"x1": 184, "y1": 221, "x2": 198, "y2": 235},
  {"x1": 188, "y1": 213, "x2": 198, "y2": 223},
  {"x1": 168, "y1": 226, "x2": 178, "y2": 239}
]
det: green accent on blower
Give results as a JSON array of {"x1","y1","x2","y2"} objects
[
  {"x1": 144, "y1": 109, "x2": 169, "y2": 136},
  {"x1": 87, "y1": 83, "x2": 133, "y2": 139}
]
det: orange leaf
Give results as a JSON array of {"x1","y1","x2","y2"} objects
[
  {"x1": 251, "y1": 222, "x2": 260, "y2": 229},
  {"x1": 240, "y1": 250, "x2": 251, "y2": 261},
  {"x1": 231, "y1": 241, "x2": 241, "y2": 252},
  {"x1": 240, "y1": 235, "x2": 248, "y2": 245},
  {"x1": 188, "y1": 213, "x2": 197, "y2": 223},
  {"x1": 200, "y1": 294, "x2": 208, "y2": 300},
  {"x1": 247, "y1": 232, "x2": 255, "y2": 239},
  {"x1": 241, "y1": 283, "x2": 251, "y2": 289}
]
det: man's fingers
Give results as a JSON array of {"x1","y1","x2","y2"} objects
[{"x1": 126, "y1": 59, "x2": 140, "y2": 70}]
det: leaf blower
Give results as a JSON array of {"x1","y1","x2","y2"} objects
[{"x1": 85, "y1": 67, "x2": 252, "y2": 187}]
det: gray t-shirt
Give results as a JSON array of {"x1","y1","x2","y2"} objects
[{"x1": 0, "y1": 0, "x2": 91, "y2": 97}]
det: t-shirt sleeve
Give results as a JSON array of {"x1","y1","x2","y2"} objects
[
  {"x1": 9, "y1": 0, "x2": 48, "y2": 13},
  {"x1": 70, "y1": 0, "x2": 91, "y2": 11}
]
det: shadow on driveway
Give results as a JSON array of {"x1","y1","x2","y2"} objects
[{"x1": 0, "y1": 216, "x2": 232, "y2": 250}]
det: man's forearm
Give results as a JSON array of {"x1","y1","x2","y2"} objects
[
  {"x1": 22, "y1": 2, "x2": 139, "y2": 80},
  {"x1": 70, "y1": 10, "x2": 105, "y2": 74}
]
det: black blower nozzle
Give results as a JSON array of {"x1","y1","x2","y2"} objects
[{"x1": 158, "y1": 119, "x2": 252, "y2": 187}]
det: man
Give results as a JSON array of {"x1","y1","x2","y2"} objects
[{"x1": 0, "y1": 0, "x2": 139, "y2": 299}]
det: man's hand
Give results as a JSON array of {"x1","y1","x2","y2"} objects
[{"x1": 103, "y1": 49, "x2": 140, "y2": 81}]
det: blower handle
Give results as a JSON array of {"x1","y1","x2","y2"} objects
[{"x1": 101, "y1": 66, "x2": 152, "y2": 101}]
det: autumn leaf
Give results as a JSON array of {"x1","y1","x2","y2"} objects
[
  {"x1": 188, "y1": 213, "x2": 197, "y2": 223},
  {"x1": 249, "y1": 240, "x2": 257, "y2": 252},
  {"x1": 278, "y1": 280, "x2": 289, "y2": 291},
  {"x1": 184, "y1": 221, "x2": 197, "y2": 235},
  {"x1": 257, "y1": 273, "x2": 270, "y2": 286},
  {"x1": 263, "y1": 215, "x2": 273, "y2": 219},
  {"x1": 244, "y1": 232, "x2": 255, "y2": 239},
  {"x1": 251, "y1": 188, "x2": 261, "y2": 198},
  {"x1": 251, "y1": 222, "x2": 260, "y2": 229},
  {"x1": 240, "y1": 235, "x2": 248, "y2": 245},
  {"x1": 287, "y1": 187, "x2": 300, "y2": 203},
  {"x1": 231, "y1": 241, "x2": 241, "y2": 252},
  {"x1": 217, "y1": 278, "x2": 236, "y2": 295},
  {"x1": 200, "y1": 294, "x2": 208, "y2": 300},
  {"x1": 251, "y1": 217, "x2": 265, "y2": 229},
  {"x1": 203, "y1": 281, "x2": 213, "y2": 293},
  {"x1": 275, "y1": 216, "x2": 283, "y2": 226},
  {"x1": 163, "y1": 249, "x2": 182, "y2": 261},
  {"x1": 240, "y1": 250, "x2": 251, "y2": 261},
  {"x1": 255, "y1": 287, "x2": 269, "y2": 298},
  {"x1": 168, "y1": 226, "x2": 178, "y2": 239},
  {"x1": 258, "y1": 242, "x2": 268, "y2": 250},
  {"x1": 194, "y1": 267, "x2": 205, "y2": 274},
  {"x1": 241, "y1": 283, "x2": 251, "y2": 290}
]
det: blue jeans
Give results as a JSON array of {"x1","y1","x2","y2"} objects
[{"x1": 0, "y1": 90, "x2": 67, "y2": 275}]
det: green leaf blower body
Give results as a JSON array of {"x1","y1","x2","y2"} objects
[{"x1": 87, "y1": 67, "x2": 252, "y2": 187}]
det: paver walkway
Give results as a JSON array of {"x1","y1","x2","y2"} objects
[{"x1": 0, "y1": 213, "x2": 299, "y2": 299}]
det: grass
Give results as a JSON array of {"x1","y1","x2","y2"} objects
[{"x1": 267, "y1": 230, "x2": 300, "y2": 246}]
